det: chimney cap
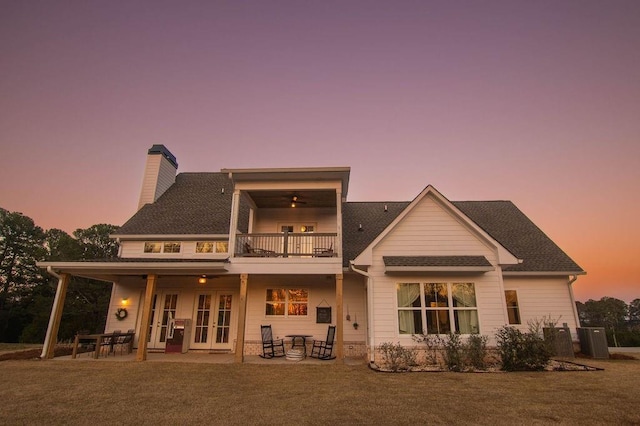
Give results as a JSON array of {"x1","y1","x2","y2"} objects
[{"x1": 148, "y1": 144, "x2": 178, "y2": 168}]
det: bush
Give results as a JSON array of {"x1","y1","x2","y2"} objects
[
  {"x1": 378, "y1": 342, "x2": 417, "y2": 372},
  {"x1": 441, "y1": 333, "x2": 465, "y2": 371},
  {"x1": 412, "y1": 334, "x2": 442, "y2": 366},
  {"x1": 496, "y1": 326, "x2": 551, "y2": 371},
  {"x1": 465, "y1": 334, "x2": 489, "y2": 370}
]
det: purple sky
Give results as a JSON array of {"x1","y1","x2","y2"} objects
[{"x1": 1, "y1": 1, "x2": 639, "y2": 302}]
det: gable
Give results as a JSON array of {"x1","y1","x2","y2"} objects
[{"x1": 352, "y1": 186, "x2": 518, "y2": 267}]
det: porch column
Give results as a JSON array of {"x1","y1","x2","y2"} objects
[
  {"x1": 335, "y1": 273, "x2": 344, "y2": 363},
  {"x1": 41, "y1": 273, "x2": 70, "y2": 359},
  {"x1": 234, "y1": 273, "x2": 249, "y2": 363},
  {"x1": 136, "y1": 274, "x2": 157, "y2": 361}
]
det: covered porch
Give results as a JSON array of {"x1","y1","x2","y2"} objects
[{"x1": 37, "y1": 260, "x2": 353, "y2": 363}]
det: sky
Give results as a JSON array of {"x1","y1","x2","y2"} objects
[{"x1": 1, "y1": 1, "x2": 638, "y2": 303}]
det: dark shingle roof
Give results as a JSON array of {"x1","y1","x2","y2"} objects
[
  {"x1": 342, "y1": 202, "x2": 410, "y2": 267},
  {"x1": 452, "y1": 201, "x2": 583, "y2": 273},
  {"x1": 116, "y1": 173, "x2": 582, "y2": 274},
  {"x1": 383, "y1": 256, "x2": 492, "y2": 267},
  {"x1": 342, "y1": 200, "x2": 583, "y2": 273},
  {"x1": 116, "y1": 173, "x2": 249, "y2": 235}
]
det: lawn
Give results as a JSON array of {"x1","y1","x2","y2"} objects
[{"x1": 1, "y1": 357, "x2": 638, "y2": 425}]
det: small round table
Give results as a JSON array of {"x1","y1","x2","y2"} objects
[{"x1": 285, "y1": 334, "x2": 312, "y2": 357}]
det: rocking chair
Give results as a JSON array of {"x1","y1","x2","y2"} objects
[
  {"x1": 310, "y1": 325, "x2": 336, "y2": 360},
  {"x1": 260, "y1": 325, "x2": 286, "y2": 358}
]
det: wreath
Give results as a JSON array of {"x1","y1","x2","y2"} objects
[{"x1": 115, "y1": 308, "x2": 128, "y2": 321}]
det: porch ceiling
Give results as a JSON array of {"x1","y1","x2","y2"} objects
[
  {"x1": 38, "y1": 260, "x2": 228, "y2": 282},
  {"x1": 246, "y1": 190, "x2": 336, "y2": 208}
]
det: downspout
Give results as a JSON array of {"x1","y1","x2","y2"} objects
[
  {"x1": 40, "y1": 267, "x2": 63, "y2": 359},
  {"x1": 350, "y1": 261, "x2": 375, "y2": 363},
  {"x1": 568, "y1": 274, "x2": 581, "y2": 329}
]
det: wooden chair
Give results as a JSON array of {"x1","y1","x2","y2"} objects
[
  {"x1": 310, "y1": 325, "x2": 336, "y2": 360},
  {"x1": 313, "y1": 243, "x2": 334, "y2": 257},
  {"x1": 259, "y1": 325, "x2": 285, "y2": 358}
]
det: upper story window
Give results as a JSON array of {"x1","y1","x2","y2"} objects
[
  {"x1": 144, "y1": 242, "x2": 181, "y2": 254},
  {"x1": 397, "y1": 282, "x2": 479, "y2": 335},
  {"x1": 196, "y1": 241, "x2": 229, "y2": 253}
]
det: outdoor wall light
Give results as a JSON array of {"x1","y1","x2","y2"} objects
[
  {"x1": 198, "y1": 275, "x2": 207, "y2": 285},
  {"x1": 121, "y1": 298, "x2": 128, "y2": 306}
]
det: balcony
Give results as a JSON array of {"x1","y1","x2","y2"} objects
[{"x1": 235, "y1": 233, "x2": 337, "y2": 258}]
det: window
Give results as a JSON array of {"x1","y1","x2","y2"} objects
[
  {"x1": 196, "y1": 241, "x2": 229, "y2": 253},
  {"x1": 144, "y1": 242, "x2": 162, "y2": 253},
  {"x1": 164, "y1": 242, "x2": 181, "y2": 253},
  {"x1": 397, "y1": 282, "x2": 479, "y2": 335},
  {"x1": 505, "y1": 290, "x2": 521, "y2": 324},
  {"x1": 144, "y1": 241, "x2": 181, "y2": 253},
  {"x1": 265, "y1": 289, "x2": 308, "y2": 317}
]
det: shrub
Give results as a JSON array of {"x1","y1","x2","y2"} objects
[
  {"x1": 465, "y1": 334, "x2": 488, "y2": 370},
  {"x1": 412, "y1": 334, "x2": 442, "y2": 366},
  {"x1": 441, "y1": 333, "x2": 465, "y2": 372},
  {"x1": 378, "y1": 342, "x2": 417, "y2": 372},
  {"x1": 496, "y1": 326, "x2": 551, "y2": 371}
]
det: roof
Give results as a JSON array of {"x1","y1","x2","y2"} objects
[
  {"x1": 116, "y1": 173, "x2": 249, "y2": 235},
  {"x1": 452, "y1": 201, "x2": 584, "y2": 273},
  {"x1": 115, "y1": 173, "x2": 583, "y2": 274},
  {"x1": 383, "y1": 256, "x2": 492, "y2": 267},
  {"x1": 342, "y1": 200, "x2": 583, "y2": 273}
]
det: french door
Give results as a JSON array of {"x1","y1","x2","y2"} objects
[
  {"x1": 280, "y1": 223, "x2": 315, "y2": 256},
  {"x1": 148, "y1": 291, "x2": 179, "y2": 349},
  {"x1": 191, "y1": 292, "x2": 236, "y2": 350}
]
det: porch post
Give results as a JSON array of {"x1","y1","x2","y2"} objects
[
  {"x1": 136, "y1": 274, "x2": 157, "y2": 361},
  {"x1": 335, "y1": 273, "x2": 344, "y2": 363},
  {"x1": 234, "y1": 273, "x2": 249, "y2": 363},
  {"x1": 41, "y1": 273, "x2": 70, "y2": 359}
]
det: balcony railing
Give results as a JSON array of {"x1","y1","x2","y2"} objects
[{"x1": 235, "y1": 233, "x2": 337, "y2": 258}]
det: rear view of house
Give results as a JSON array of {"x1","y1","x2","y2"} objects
[{"x1": 40, "y1": 145, "x2": 584, "y2": 361}]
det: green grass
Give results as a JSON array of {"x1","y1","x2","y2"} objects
[
  {"x1": 0, "y1": 343, "x2": 41, "y2": 354},
  {"x1": 1, "y1": 358, "x2": 638, "y2": 425}
]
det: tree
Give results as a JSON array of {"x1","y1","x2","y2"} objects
[
  {"x1": 73, "y1": 224, "x2": 119, "y2": 260},
  {"x1": 578, "y1": 297, "x2": 628, "y2": 347},
  {"x1": 629, "y1": 299, "x2": 640, "y2": 322},
  {"x1": 0, "y1": 208, "x2": 47, "y2": 341}
]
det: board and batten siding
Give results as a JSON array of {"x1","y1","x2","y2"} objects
[
  {"x1": 367, "y1": 194, "x2": 508, "y2": 346},
  {"x1": 503, "y1": 276, "x2": 579, "y2": 339}
]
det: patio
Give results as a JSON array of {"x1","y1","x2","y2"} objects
[{"x1": 52, "y1": 350, "x2": 366, "y2": 365}]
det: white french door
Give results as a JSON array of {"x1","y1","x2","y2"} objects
[
  {"x1": 191, "y1": 292, "x2": 236, "y2": 350},
  {"x1": 280, "y1": 223, "x2": 315, "y2": 256},
  {"x1": 148, "y1": 291, "x2": 179, "y2": 349}
]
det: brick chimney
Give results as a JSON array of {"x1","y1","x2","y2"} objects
[{"x1": 137, "y1": 145, "x2": 178, "y2": 210}]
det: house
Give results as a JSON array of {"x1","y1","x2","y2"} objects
[{"x1": 39, "y1": 145, "x2": 585, "y2": 362}]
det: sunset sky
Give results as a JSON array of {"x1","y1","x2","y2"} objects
[{"x1": 1, "y1": 1, "x2": 638, "y2": 303}]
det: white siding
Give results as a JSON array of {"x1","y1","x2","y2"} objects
[
  {"x1": 137, "y1": 154, "x2": 176, "y2": 209},
  {"x1": 244, "y1": 274, "x2": 366, "y2": 343},
  {"x1": 368, "y1": 194, "x2": 507, "y2": 345},
  {"x1": 253, "y1": 207, "x2": 337, "y2": 233},
  {"x1": 504, "y1": 276, "x2": 579, "y2": 339}
]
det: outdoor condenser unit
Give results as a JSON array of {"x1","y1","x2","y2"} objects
[{"x1": 577, "y1": 327, "x2": 609, "y2": 359}]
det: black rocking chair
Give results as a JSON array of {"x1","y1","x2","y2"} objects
[
  {"x1": 260, "y1": 325, "x2": 286, "y2": 358},
  {"x1": 310, "y1": 325, "x2": 336, "y2": 360}
]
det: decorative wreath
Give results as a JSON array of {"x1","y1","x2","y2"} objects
[{"x1": 115, "y1": 308, "x2": 128, "y2": 321}]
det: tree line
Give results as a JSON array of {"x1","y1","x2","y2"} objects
[
  {"x1": 576, "y1": 297, "x2": 640, "y2": 347},
  {"x1": 1, "y1": 206, "x2": 639, "y2": 346},
  {"x1": 0, "y1": 207, "x2": 118, "y2": 343}
]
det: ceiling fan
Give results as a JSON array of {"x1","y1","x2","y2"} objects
[{"x1": 290, "y1": 195, "x2": 307, "y2": 208}]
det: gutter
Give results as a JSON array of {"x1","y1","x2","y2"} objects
[{"x1": 350, "y1": 261, "x2": 375, "y2": 363}]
